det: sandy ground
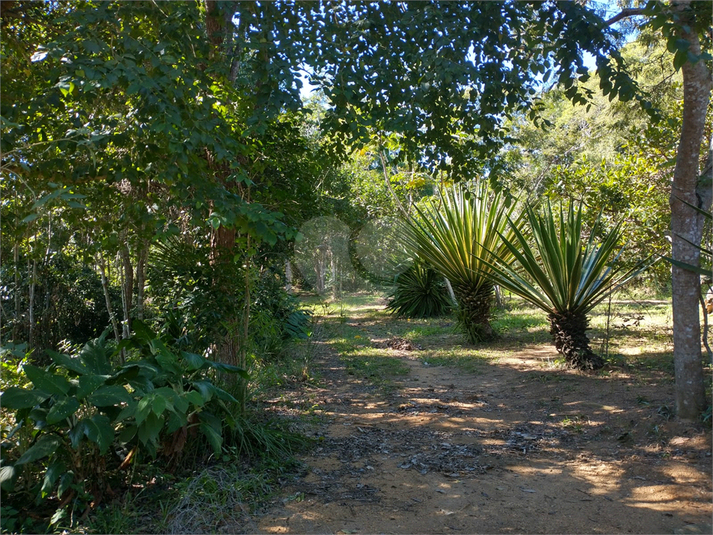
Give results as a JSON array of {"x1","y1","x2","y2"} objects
[{"x1": 244, "y1": 309, "x2": 712, "y2": 535}]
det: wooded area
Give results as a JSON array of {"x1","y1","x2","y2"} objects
[{"x1": 1, "y1": 1, "x2": 711, "y2": 532}]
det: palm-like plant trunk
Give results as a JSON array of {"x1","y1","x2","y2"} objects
[
  {"x1": 454, "y1": 283, "x2": 496, "y2": 343},
  {"x1": 548, "y1": 311, "x2": 603, "y2": 370}
]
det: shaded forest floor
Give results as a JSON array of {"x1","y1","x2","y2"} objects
[{"x1": 242, "y1": 293, "x2": 712, "y2": 534}]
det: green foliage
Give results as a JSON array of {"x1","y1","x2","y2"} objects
[
  {"x1": 1, "y1": 252, "x2": 118, "y2": 349},
  {"x1": 386, "y1": 262, "x2": 453, "y2": 318},
  {"x1": 0, "y1": 325, "x2": 247, "y2": 528},
  {"x1": 487, "y1": 202, "x2": 651, "y2": 317},
  {"x1": 402, "y1": 183, "x2": 523, "y2": 342},
  {"x1": 250, "y1": 268, "x2": 312, "y2": 359},
  {"x1": 291, "y1": 2, "x2": 645, "y2": 177},
  {"x1": 481, "y1": 201, "x2": 651, "y2": 369}
]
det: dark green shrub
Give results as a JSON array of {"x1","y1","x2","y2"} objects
[
  {"x1": 250, "y1": 267, "x2": 311, "y2": 358},
  {"x1": 386, "y1": 262, "x2": 453, "y2": 318},
  {"x1": 0, "y1": 323, "x2": 247, "y2": 529},
  {"x1": 1, "y1": 253, "x2": 119, "y2": 352}
]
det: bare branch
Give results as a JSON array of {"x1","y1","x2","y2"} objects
[{"x1": 605, "y1": 8, "x2": 647, "y2": 27}]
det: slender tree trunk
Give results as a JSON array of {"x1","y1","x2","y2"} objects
[
  {"x1": 700, "y1": 293, "x2": 711, "y2": 361},
  {"x1": 28, "y1": 259, "x2": 36, "y2": 350},
  {"x1": 135, "y1": 243, "x2": 148, "y2": 320},
  {"x1": 98, "y1": 254, "x2": 121, "y2": 344},
  {"x1": 118, "y1": 251, "x2": 131, "y2": 341},
  {"x1": 285, "y1": 259, "x2": 293, "y2": 294},
  {"x1": 331, "y1": 254, "x2": 337, "y2": 300},
  {"x1": 13, "y1": 242, "x2": 19, "y2": 341},
  {"x1": 670, "y1": 5, "x2": 711, "y2": 420}
]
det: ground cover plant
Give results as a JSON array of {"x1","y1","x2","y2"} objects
[{"x1": 386, "y1": 261, "x2": 453, "y2": 319}]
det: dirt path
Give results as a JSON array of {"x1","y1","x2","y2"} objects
[{"x1": 251, "y1": 305, "x2": 712, "y2": 534}]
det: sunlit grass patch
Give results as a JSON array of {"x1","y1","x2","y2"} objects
[
  {"x1": 491, "y1": 304, "x2": 549, "y2": 336},
  {"x1": 402, "y1": 325, "x2": 451, "y2": 340},
  {"x1": 344, "y1": 348, "x2": 411, "y2": 384},
  {"x1": 420, "y1": 346, "x2": 492, "y2": 374},
  {"x1": 309, "y1": 292, "x2": 680, "y2": 383}
]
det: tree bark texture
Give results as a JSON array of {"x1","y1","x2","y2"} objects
[
  {"x1": 119, "y1": 245, "x2": 133, "y2": 340},
  {"x1": 98, "y1": 254, "x2": 121, "y2": 344},
  {"x1": 135, "y1": 242, "x2": 148, "y2": 320},
  {"x1": 28, "y1": 259, "x2": 36, "y2": 349},
  {"x1": 670, "y1": 2, "x2": 711, "y2": 420},
  {"x1": 285, "y1": 259, "x2": 293, "y2": 294},
  {"x1": 453, "y1": 282, "x2": 496, "y2": 343},
  {"x1": 548, "y1": 311, "x2": 604, "y2": 370}
]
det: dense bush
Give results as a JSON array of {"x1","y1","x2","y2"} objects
[
  {"x1": 0, "y1": 323, "x2": 247, "y2": 530},
  {"x1": 386, "y1": 262, "x2": 453, "y2": 318},
  {"x1": 251, "y1": 267, "x2": 312, "y2": 358},
  {"x1": 1, "y1": 253, "x2": 119, "y2": 352}
]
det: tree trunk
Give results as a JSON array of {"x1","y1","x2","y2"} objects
[
  {"x1": 118, "y1": 249, "x2": 133, "y2": 341},
  {"x1": 135, "y1": 242, "x2": 148, "y2": 320},
  {"x1": 548, "y1": 311, "x2": 604, "y2": 370},
  {"x1": 285, "y1": 259, "x2": 293, "y2": 294},
  {"x1": 28, "y1": 259, "x2": 36, "y2": 350},
  {"x1": 13, "y1": 242, "x2": 19, "y2": 341},
  {"x1": 98, "y1": 254, "x2": 121, "y2": 345},
  {"x1": 453, "y1": 282, "x2": 496, "y2": 343},
  {"x1": 670, "y1": 4, "x2": 711, "y2": 420},
  {"x1": 331, "y1": 254, "x2": 337, "y2": 300}
]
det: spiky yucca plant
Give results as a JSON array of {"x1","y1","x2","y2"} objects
[
  {"x1": 483, "y1": 201, "x2": 648, "y2": 370},
  {"x1": 403, "y1": 183, "x2": 523, "y2": 343},
  {"x1": 386, "y1": 261, "x2": 453, "y2": 318}
]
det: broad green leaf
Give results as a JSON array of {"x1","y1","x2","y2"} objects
[
  {"x1": 88, "y1": 385, "x2": 132, "y2": 407},
  {"x1": 16, "y1": 435, "x2": 62, "y2": 465},
  {"x1": 90, "y1": 414, "x2": 114, "y2": 454},
  {"x1": 32, "y1": 188, "x2": 63, "y2": 208},
  {"x1": 46, "y1": 396, "x2": 80, "y2": 424},
  {"x1": 24, "y1": 365, "x2": 71, "y2": 395},
  {"x1": 181, "y1": 351, "x2": 207, "y2": 371},
  {"x1": 118, "y1": 424, "x2": 137, "y2": 444},
  {"x1": 51, "y1": 508, "x2": 67, "y2": 526},
  {"x1": 106, "y1": 364, "x2": 140, "y2": 385},
  {"x1": 0, "y1": 465, "x2": 18, "y2": 492},
  {"x1": 78, "y1": 338, "x2": 113, "y2": 375},
  {"x1": 173, "y1": 393, "x2": 189, "y2": 414},
  {"x1": 183, "y1": 390, "x2": 205, "y2": 407},
  {"x1": 47, "y1": 350, "x2": 87, "y2": 375},
  {"x1": 41, "y1": 461, "x2": 65, "y2": 497},
  {"x1": 165, "y1": 411, "x2": 187, "y2": 434},
  {"x1": 69, "y1": 420, "x2": 87, "y2": 449},
  {"x1": 152, "y1": 395, "x2": 167, "y2": 416},
  {"x1": 1, "y1": 387, "x2": 50, "y2": 409},
  {"x1": 57, "y1": 471, "x2": 74, "y2": 499},
  {"x1": 138, "y1": 412, "x2": 163, "y2": 445},
  {"x1": 76, "y1": 375, "x2": 108, "y2": 400},
  {"x1": 208, "y1": 360, "x2": 250, "y2": 379},
  {"x1": 190, "y1": 381, "x2": 214, "y2": 403},
  {"x1": 135, "y1": 396, "x2": 152, "y2": 426},
  {"x1": 200, "y1": 421, "x2": 223, "y2": 456},
  {"x1": 131, "y1": 319, "x2": 157, "y2": 345},
  {"x1": 116, "y1": 401, "x2": 137, "y2": 422}
]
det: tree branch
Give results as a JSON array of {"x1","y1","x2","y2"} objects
[{"x1": 605, "y1": 8, "x2": 646, "y2": 27}]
